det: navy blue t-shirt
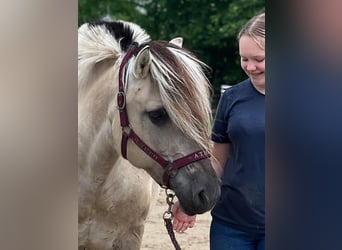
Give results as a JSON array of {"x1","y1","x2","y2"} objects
[{"x1": 211, "y1": 79, "x2": 265, "y2": 235}]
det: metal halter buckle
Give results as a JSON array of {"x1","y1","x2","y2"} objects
[{"x1": 117, "y1": 91, "x2": 126, "y2": 110}]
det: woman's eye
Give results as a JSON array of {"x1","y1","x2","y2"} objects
[
  {"x1": 147, "y1": 108, "x2": 168, "y2": 126},
  {"x1": 256, "y1": 58, "x2": 265, "y2": 62}
]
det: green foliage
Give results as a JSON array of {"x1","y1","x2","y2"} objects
[
  {"x1": 78, "y1": 0, "x2": 143, "y2": 24},
  {"x1": 78, "y1": 0, "x2": 264, "y2": 107}
]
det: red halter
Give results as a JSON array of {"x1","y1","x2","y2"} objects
[{"x1": 117, "y1": 44, "x2": 209, "y2": 187}]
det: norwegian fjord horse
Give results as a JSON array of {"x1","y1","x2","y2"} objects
[{"x1": 78, "y1": 20, "x2": 220, "y2": 249}]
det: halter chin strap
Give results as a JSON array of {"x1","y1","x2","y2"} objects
[{"x1": 117, "y1": 43, "x2": 209, "y2": 187}]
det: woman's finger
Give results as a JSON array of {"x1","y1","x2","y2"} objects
[
  {"x1": 181, "y1": 223, "x2": 188, "y2": 232},
  {"x1": 174, "y1": 221, "x2": 183, "y2": 232}
]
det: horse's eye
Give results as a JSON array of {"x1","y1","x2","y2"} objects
[{"x1": 147, "y1": 108, "x2": 168, "y2": 126}]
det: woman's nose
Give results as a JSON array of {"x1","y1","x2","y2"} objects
[{"x1": 246, "y1": 63, "x2": 256, "y2": 71}]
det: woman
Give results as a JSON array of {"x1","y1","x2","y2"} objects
[{"x1": 172, "y1": 12, "x2": 265, "y2": 250}]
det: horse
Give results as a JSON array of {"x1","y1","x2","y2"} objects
[{"x1": 78, "y1": 20, "x2": 221, "y2": 250}]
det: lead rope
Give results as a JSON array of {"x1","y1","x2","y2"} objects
[{"x1": 163, "y1": 189, "x2": 182, "y2": 250}]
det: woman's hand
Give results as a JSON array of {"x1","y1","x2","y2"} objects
[{"x1": 171, "y1": 201, "x2": 196, "y2": 232}]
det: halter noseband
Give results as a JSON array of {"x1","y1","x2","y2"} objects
[{"x1": 117, "y1": 43, "x2": 209, "y2": 188}]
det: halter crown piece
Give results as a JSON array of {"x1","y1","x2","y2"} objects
[{"x1": 117, "y1": 43, "x2": 210, "y2": 188}]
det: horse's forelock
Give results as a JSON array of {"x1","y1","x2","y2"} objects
[{"x1": 148, "y1": 41, "x2": 213, "y2": 152}]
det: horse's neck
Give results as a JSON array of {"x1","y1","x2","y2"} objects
[
  {"x1": 78, "y1": 60, "x2": 120, "y2": 187},
  {"x1": 79, "y1": 58, "x2": 117, "y2": 101},
  {"x1": 89, "y1": 120, "x2": 118, "y2": 180}
]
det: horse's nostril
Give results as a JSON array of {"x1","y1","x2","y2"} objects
[{"x1": 195, "y1": 189, "x2": 210, "y2": 207}]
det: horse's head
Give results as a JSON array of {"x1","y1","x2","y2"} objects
[
  {"x1": 79, "y1": 20, "x2": 220, "y2": 215},
  {"x1": 112, "y1": 36, "x2": 221, "y2": 215}
]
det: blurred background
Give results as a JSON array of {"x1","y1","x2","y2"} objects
[{"x1": 78, "y1": 0, "x2": 264, "y2": 109}]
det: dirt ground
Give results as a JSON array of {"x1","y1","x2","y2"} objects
[{"x1": 141, "y1": 188, "x2": 212, "y2": 250}]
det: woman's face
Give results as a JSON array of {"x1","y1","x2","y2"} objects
[{"x1": 239, "y1": 35, "x2": 265, "y2": 93}]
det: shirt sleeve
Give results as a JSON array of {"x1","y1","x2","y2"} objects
[{"x1": 211, "y1": 90, "x2": 232, "y2": 143}]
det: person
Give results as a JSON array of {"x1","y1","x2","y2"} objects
[{"x1": 172, "y1": 12, "x2": 265, "y2": 250}]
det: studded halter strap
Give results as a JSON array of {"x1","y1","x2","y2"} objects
[{"x1": 117, "y1": 43, "x2": 209, "y2": 188}]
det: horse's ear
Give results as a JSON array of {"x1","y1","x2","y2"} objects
[
  {"x1": 133, "y1": 45, "x2": 151, "y2": 79},
  {"x1": 169, "y1": 37, "x2": 183, "y2": 48}
]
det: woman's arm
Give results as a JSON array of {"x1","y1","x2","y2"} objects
[{"x1": 211, "y1": 141, "x2": 232, "y2": 178}]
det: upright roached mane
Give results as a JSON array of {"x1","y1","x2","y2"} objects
[{"x1": 78, "y1": 20, "x2": 213, "y2": 153}]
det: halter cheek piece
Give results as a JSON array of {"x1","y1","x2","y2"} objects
[{"x1": 117, "y1": 43, "x2": 209, "y2": 188}]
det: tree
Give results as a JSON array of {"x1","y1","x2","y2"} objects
[{"x1": 78, "y1": 0, "x2": 144, "y2": 25}]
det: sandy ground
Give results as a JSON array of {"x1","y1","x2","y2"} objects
[{"x1": 141, "y1": 188, "x2": 212, "y2": 250}]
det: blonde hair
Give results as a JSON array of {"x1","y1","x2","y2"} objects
[{"x1": 238, "y1": 12, "x2": 265, "y2": 49}]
